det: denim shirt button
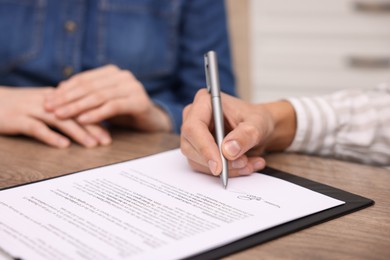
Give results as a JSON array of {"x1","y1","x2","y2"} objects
[
  {"x1": 64, "y1": 20, "x2": 77, "y2": 33},
  {"x1": 63, "y1": 66, "x2": 74, "y2": 78}
]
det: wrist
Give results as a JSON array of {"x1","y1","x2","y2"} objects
[
  {"x1": 260, "y1": 101, "x2": 297, "y2": 152},
  {"x1": 145, "y1": 105, "x2": 173, "y2": 132},
  {"x1": 109, "y1": 104, "x2": 173, "y2": 132}
]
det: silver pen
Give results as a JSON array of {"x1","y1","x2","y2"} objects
[{"x1": 204, "y1": 50, "x2": 228, "y2": 189}]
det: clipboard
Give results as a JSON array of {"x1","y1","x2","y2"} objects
[
  {"x1": 187, "y1": 166, "x2": 374, "y2": 260},
  {"x1": 0, "y1": 159, "x2": 374, "y2": 260}
]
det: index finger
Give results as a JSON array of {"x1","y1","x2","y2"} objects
[
  {"x1": 180, "y1": 89, "x2": 222, "y2": 176},
  {"x1": 58, "y1": 64, "x2": 121, "y2": 92},
  {"x1": 45, "y1": 65, "x2": 122, "y2": 111}
]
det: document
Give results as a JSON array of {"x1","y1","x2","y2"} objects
[{"x1": 0, "y1": 149, "x2": 344, "y2": 260}]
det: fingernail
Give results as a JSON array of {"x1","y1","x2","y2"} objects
[
  {"x1": 253, "y1": 159, "x2": 265, "y2": 170},
  {"x1": 45, "y1": 101, "x2": 53, "y2": 110},
  {"x1": 57, "y1": 138, "x2": 69, "y2": 148},
  {"x1": 85, "y1": 137, "x2": 97, "y2": 147},
  {"x1": 208, "y1": 160, "x2": 218, "y2": 176},
  {"x1": 44, "y1": 98, "x2": 55, "y2": 110},
  {"x1": 238, "y1": 167, "x2": 252, "y2": 176},
  {"x1": 224, "y1": 140, "x2": 241, "y2": 158},
  {"x1": 232, "y1": 158, "x2": 246, "y2": 169},
  {"x1": 100, "y1": 135, "x2": 112, "y2": 145}
]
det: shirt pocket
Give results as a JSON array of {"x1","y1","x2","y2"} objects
[
  {"x1": 97, "y1": 0, "x2": 179, "y2": 79},
  {"x1": 0, "y1": 0, "x2": 46, "y2": 73}
]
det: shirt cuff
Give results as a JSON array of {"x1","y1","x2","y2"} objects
[
  {"x1": 285, "y1": 96, "x2": 337, "y2": 154},
  {"x1": 285, "y1": 98, "x2": 309, "y2": 152}
]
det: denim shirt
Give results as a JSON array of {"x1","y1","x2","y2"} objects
[{"x1": 0, "y1": 0, "x2": 235, "y2": 133}]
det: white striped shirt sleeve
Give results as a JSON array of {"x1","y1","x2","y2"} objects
[{"x1": 285, "y1": 83, "x2": 390, "y2": 166}]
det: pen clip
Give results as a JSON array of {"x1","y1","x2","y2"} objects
[{"x1": 204, "y1": 54, "x2": 212, "y2": 93}]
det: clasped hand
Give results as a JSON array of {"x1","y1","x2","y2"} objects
[
  {"x1": 0, "y1": 65, "x2": 171, "y2": 148},
  {"x1": 45, "y1": 65, "x2": 171, "y2": 133},
  {"x1": 0, "y1": 87, "x2": 110, "y2": 148}
]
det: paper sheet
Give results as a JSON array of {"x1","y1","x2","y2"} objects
[{"x1": 0, "y1": 149, "x2": 344, "y2": 260}]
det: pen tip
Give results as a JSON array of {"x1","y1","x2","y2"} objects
[{"x1": 220, "y1": 171, "x2": 228, "y2": 189}]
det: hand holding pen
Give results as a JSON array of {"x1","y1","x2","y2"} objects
[{"x1": 180, "y1": 52, "x2": 267, "y2": 183}]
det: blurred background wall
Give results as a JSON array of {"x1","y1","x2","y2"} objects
[{"x1": 226, "y1": 0, "x2": 390, "y2": 102}]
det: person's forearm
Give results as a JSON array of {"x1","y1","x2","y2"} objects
[
  {"x1": 285, "y1": 84, "x2": 390, "y2": 166},
  {"x1": 260, "y1": 101, "x2": 297, "y2": 152}
]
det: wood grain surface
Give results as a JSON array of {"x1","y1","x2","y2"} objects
[{"x1": 0, "y1": 130, "x2": 389, "y2": 259}]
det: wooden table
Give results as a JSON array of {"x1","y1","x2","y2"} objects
[{"x1": 0, "y1": 130, "x2": 389, "y2": 259}]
